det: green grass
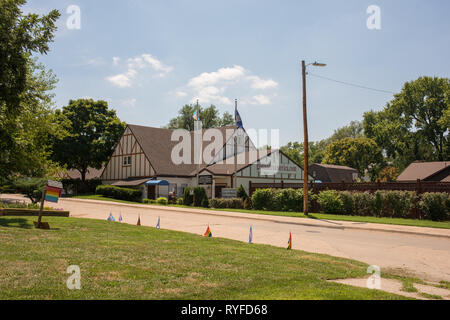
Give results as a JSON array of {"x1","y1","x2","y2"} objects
[
  {"x1": 71, "y1": 195, "x2": 450, "y2": 229},
  {"x1": 0, "y1": 216, "x2": 409, "y2": 300}
]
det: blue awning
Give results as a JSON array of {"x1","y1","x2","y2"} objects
[{"x1": 145, "y1": 180, "x2": 170, "y2": 186}]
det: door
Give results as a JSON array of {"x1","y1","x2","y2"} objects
[{"x1": 148, "y1": 185, "x2": 156, "y2": 200}]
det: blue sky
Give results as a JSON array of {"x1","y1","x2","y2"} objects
[{"x1": 25, "y1": 0, "x2": 450, "y2": 145}]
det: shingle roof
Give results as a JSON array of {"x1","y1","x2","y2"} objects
[
  {"x1": 201, "y1": 149, "x2": 271, "y2": 175},
  {"x1": 397, "y1": 161, "x2": 450, "y2": 181},
  {"x1": 309, "y1": 163, "x2": 358, "y2": 183},
  {"x1": 128, "y1": 124, "x2": 238, "y2": 177}
]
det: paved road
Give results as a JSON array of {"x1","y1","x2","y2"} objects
[{"x1": 2, "y1": 195, "x2": 450, "y2": 282}]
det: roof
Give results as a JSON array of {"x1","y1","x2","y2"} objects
[
  {"x1": 111, "y1": 178, "x2": 151, "y2": 187},
  {"x1": 202, "y1": 149, "x2": 271, "y2": 175},
  {"x1": 309, "y1": 163, "x2": 359, "y2": 183},
  {"x1": 128, "y1": 124, "x2": 239, "y2": 177},
  {"x1": 397, "y1": 161, "x2": 450, "y2": 181},
  {"x1": 57, "y1": 167, "x2": 104, "y2": 180}
]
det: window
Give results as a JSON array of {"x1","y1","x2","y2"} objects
[{"x1": 123, "y1": 156, "x2": 131, "y2": 166}]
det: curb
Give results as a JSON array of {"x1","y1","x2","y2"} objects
[{"x1": 61, "y1": 198, "x2": 450, "y2": 239}]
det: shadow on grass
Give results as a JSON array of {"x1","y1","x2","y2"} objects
[{"x1": 0, "y1": 217, "x2": 33, "y2": 229}]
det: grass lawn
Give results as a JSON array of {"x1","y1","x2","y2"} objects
[
  {"x1": 71, "y1": 194, "x2": 450, "y2": 230},
  {"x1": 0, "y1": 216, "x2": 408, "y2": 300}
]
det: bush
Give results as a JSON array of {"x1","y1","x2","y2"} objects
[
  {"x1": 156, "y1": 197, "x2": 168, "y2": 205},
  {"x1": 251, "y1": 189, "x2": 276, "y2": 210},
  {"x1": 419, "y1": 193, "x2": 449, "y2": 221},
  {"x1": 340, "y1": 191, "x2": 355, "y2": 215},
  {"x1": 370, "y1": 191, "x2": 384, "y2": 217},
  {"x1": 176, "y1": 198, "x2": 184, "y2": 205},
  {"x1": 201, "y1": 197, "x2": 210, "y2": 208},
  {"x1": 96, "y1": 185, "x2": 142, "y2": 202},
  {"x1": 244, "y1": 197, "x2": 253, "y2": 210},
  {"x1": 13, "y1": 177, "x2": 47, "y2": 204},
  {"x1": 353, "y1": 192, "x2": 373, "y2": 216},
  {"x1": 209, "y1": 198, "x2": 244, "y2": 209},
  {"x1": 383, "y1": 191, "x2": 416, "y2": 218},
  {"x1": 183, "y1": 187, "x2": 194, "y2": 206},
  {"x1": 237, "y1": 185, "x2": 248, "y2": 200},
  {"x1": 316, "y1": 190, "x2": 343, "y2": 214},
  {"x1": 61, "y1": 178, "x2": 102, "y2": 195},
  {"x1": 193, "y1": 187, "x2": 208, "y2": 207}
]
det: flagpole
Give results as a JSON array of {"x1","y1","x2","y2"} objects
[
  {"x1": 234, "y1": 99, "x2": 238, "y2": 189},
  {"x1": 196, "y1": 99, "x2": 200, "y2": 186}
]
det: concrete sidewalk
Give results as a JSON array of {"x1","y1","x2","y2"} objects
[{"x1": 61, "y1": 197, "x2": 450, "y2": 239}]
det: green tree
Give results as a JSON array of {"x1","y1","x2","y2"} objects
[
  {"x1": 51, "y1": 99, "x2": 126, "y2": 182},
  {"x1": 0, "y1": 0, "x2": 60, "y2": 180},
  {"x1": 364, "y1": 77, "x2": 449, "y2": 168},
  {"x1": 167, "y1": 104, "x2": 234, "y2": 130},
  {"x1": 322, "y1": 137, "x2": 383, "y2": 181}
]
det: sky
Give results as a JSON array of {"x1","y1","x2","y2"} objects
[{"x1": 24, "y1": 0, "x2": 450, "y2": 145}]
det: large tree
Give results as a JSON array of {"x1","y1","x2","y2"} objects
[
  {"x1": 0, "y1": 0, "x2": 60, "y2": 180},
  {"x1": 322, "y1": 137, "x2": 383, "y2": 181},
  {"x1": 364, "y1": 77, "x2": 449, "y2": 168},
  {"x1": 167, "y1": 104, "x2": 234, "y2": 130},
  {"x1": 51, "y1": 99, "x2": 126, "y2": 182}
]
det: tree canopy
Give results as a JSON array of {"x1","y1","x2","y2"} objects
[
  {"x1": 0, "y1": 0, "x2": 60, "y2": 181},
  {"x1": 51, "y1": 99, "x2": 126, "y2": 182},
  {"x1": 167, "y1": 104, "x2": 234, "y2": 130}
]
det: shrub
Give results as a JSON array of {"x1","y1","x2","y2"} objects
[
  {"x1": 244, "y1": 197, "x2": 253, "y2": 210},
  {"x1": 13, "y1": 177, "x2": 47, "y2": 204},
  {"x1": 176, "y1": 198, "x2": 184, "y2": 205},
  {"x1": 183, "y1": 187, "x2": 194, "y2": 206},
  {"x1": 370, "y1": 191, "x2": 384, "y2": 217},
  {"x1": 340, "y1": 191, "x2": 355, "y2": 215},
  {"x1": 209, "y1": 198, "x2": 244, "y2": 209},
  {"x1": 96, "y1": 185, "x2": 142, "y2": 202},
  {"x1": 156, "y1": 197, "x2": 168, "y2": 205},
  {"x1": 276, "y1": 188, "x2": 301, "y2": 212},
  {"x1": 251, "y1": 189, "x2": 275, "y2": 210},
  {"x1": 237, "y1": 185, "x2": 248, "y2": 200},
  {"x1": 193, "y1": 187, "x2": 208, "y2": 207},
  {"x1": 61, "y1": 178, "x2": 102, "y2": 195},
  {"x1": 353, "y1": 192, "x2": 373, "y2": 216},
  {"x1": 201, "y1": 197, "x2": 210, "y2": 208},
  {"x1": 316, "y1": 190, "x2": 343, "y2": 214},
  {"x1": 383, "y1": 191, "x2": 416, "y2": 218},
  {"x1": 419, "y1": 193, "x2": 449, "y2": 221}
]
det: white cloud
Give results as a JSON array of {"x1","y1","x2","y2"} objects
[
  {"x1": 120, "y1": 98, "x2": 137, "y2": 108},
  {"x1": 247, "y1": 76, "x2": 278, "y2": 89},
  {"x1": 177, "y1": 65, "x2": 278, "y2": 106},
  {"x1": 106, "y1": 53, "x2": 173, "y2": 88}
]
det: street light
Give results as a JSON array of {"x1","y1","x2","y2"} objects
[{"x1": 302, "y1": 60, "x2": 326, "y2": 216}]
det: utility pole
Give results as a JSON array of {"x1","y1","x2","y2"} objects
[
  {"x1": 301, "y1": 60, "x2": 326, "y2": 215},
  {"x1": 302, "y1": 60, "x2": 309, "y2": 215},
  {"x1": 234, "y1": 99, "x2": 238, "y2": 189}
]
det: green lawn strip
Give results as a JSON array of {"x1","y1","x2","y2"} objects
[
  {"x1": 437, "y1": 281, "x2": 450, "y2": 290},
  {"x1": 419, "y1": 293, "x2": 443, "y2": 300},
  {"x1": 71, "y1": 195, "x2": 450, "y2": 230},
  {"x1": 0, "y1": 216, "x2": 410, "y2": 300}
]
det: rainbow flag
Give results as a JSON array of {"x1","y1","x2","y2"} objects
[
  {"x1": 249, "y1": 226, "x2": 253, "y2": 244},
  {"x1": 193, "y1": 110, "x2": 199, "y2": 121},
  {"x1": 156, "y1": 217, "x2": 160, "y2": 229},
  {"x1": 118, "y1": 213, "x2": 123, "y2": 223},
  {"x1": 137, "y1": 215, "x2": 141, "y2": 226},
  {"x1": 45, "y1": 186, "x2": 61, "y2": 203},
  {"x1": 107, "y1": 213, "x2": 115, "y2": 222},
  {"x1": 287, "y1": 232, "x2": 292, "y2": 250},
  {"x1": 203, "y1": 225, "x2": 212, "y2": 237}
]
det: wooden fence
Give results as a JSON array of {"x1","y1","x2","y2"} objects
[{"x1": 248, "y1": 180, "x2": 450, "y2": 196}]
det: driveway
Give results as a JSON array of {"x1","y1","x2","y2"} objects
[{"x1": 2, "y1": 194, "x2": 450, "y2": 283}]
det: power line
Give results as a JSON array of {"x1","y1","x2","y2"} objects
[{"x1": 308, "y1": 73, "x2": 396, "y2": 94}]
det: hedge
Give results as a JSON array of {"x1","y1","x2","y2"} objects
[
  {"x1": 61, "y1": 178, "x2": 102, "y2": 195},
  {"x1": 209, "y1": 198, "x2": 244, "y2": 209},
  {"x1": 96, "y1": 185, "x2": 142, "y2": 202},
  {"x1": 251, "y1": 188, "x2": 313, "y2": 212}
]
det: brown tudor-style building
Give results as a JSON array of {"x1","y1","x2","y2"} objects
[{"x1": 100, "y1": 124, "x2": 314, "y2": 200}]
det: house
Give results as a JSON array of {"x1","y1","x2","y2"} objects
[
  {"x1": 100, "y1": 124, "x2": 313, "y2": 199},
  {"x1": 57, "y1": 167, "x2": 104, "y2": 180},
  {"x1": 309, "y1": 163, "x2": 359, "y2": 183},
  {"x1": 397, "y1": 161, "x2": 450, "y2": 182}
]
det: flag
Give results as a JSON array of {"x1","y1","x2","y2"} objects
[
  {"x1": 156, "y1": 216, "x2": 160, "y2": 229},
  {"x1": 203, "y1": 225, "x2": 212, "y2": 237},
  {"x1": 249, "y1": 226, "x2": 253, "y2": 244},
  {"x1": 45, "y1": 186, "x2": 62, "y2": 203},
  {"x1": 193, "y1": 110, "x2": 199, "y2": 121},
  {"x1": 235, "y1": 109, "x2": 243, "y2": 128},
  {"x1": 137, "y1": 215, "x2": 141, "y2": 226},
  {"x1": 287, "y1": 232, "x2": 292, "y2": 250},
  {"x1": 119, "y1": 213, "x2": 123, "y2": 223},
  {"x1": 107, "y1": 213, "x2": 115, "y2": 222}
]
